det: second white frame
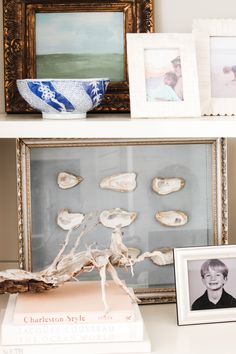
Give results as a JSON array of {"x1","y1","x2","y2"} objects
[{"x1": 193, "y1": 19, "x2": 236, "y2": 116}]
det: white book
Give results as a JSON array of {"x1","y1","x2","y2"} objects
[
  {"x1": 0, "y1": 326, "x2": 151, "y2": 354},
  {"x1": 1, "y1": 295, "x2": 144, "y2": 345}
]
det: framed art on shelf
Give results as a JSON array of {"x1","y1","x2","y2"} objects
[
  {"x1": 127, "y1": 33, "x2": 201, "y2": 118},
  {"x1": 3, "y1": 0, "x2": 154, "y2": 114},
  {"x1": 174, "y1": 245, "x2": 236, "y2": 325},
  {"x1": 193, "y1": 19, "x2": 236, "y2": 116},
  {"x1": 17, "y1": 138, "x2": 227, "y2": 304}
]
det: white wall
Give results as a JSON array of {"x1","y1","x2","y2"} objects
[{"x1": 156, "y1": 0, "x2": 235, "y2": 32}]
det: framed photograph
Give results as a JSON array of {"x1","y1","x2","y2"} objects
[
  {"x1": 174, "y1": 245, "x2": 236, "y2": 325},
  {"x1": 127, "y1": 33, "x2": 201, "y2": 118},
  {"x1": 17, "y1": 138, "x2": 227, "y2": 304},
  {"x1": 3, "y1": 0, "x2": 154, "y2": 114},
  {"x1": 193, "y1": 19, "x2": 236, "y2": 115}
]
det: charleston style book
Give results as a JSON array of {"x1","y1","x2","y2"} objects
[
  {"x1": 13, "y1": 281, "x2": 135, "y2": 324},
  {"x1": 1, "y1": 281, "x2": 144, "y2": 345}
]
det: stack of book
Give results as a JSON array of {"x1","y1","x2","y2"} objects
[{"x1": 0, "y1": 281, "x2": 151, "y2": 353}]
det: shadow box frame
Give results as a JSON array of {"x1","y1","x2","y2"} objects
[
  {"x1": 16, "y1": 138, "x2": 228, "y2": 304},
  {"x1": 174, "y1": 245, "x2": 236, "y2": 325},
  {"x1": 3, "y1": 0, "x2": 154, "y2": 114},
  {"x1": 193, "y1": 19, "x2": 236, "y2": 116}
]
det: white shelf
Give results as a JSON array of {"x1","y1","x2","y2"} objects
[
  {"x1": 141, "y1": 303, "x2": 236, "y2": 354},
  {"x1": 0, "y1": 113, "x2": 236, "y2": 138},
  {"x1": 0, "y1": 295, "x2": 236, "y2": 353}
]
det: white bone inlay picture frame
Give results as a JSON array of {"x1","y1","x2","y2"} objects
[
  {"x1": 127, "y1": 33, "x2": 201, "y2": 118},
  {"x1": 193, "y1": 19, "x2": 236, "y2": 116}
]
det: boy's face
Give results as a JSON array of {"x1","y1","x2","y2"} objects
[{"x1": 202, "y1": 267, "x2": 226, "y2": 291}]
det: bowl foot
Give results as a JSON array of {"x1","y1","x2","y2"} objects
[{"x1": 42, "y1": 112, "x2": 86, "y2": 119}]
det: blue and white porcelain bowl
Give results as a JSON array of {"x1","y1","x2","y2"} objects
[{"x1": 17, "y1": 78, "x2": 110, "y2": 119}]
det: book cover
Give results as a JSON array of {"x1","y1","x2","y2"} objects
[
  {"x1": 1, "y1": 284, "x2": 143, "y2": 345},
  {"x1": 13, "y1": 281, "x2": 135, "y2": 324}
]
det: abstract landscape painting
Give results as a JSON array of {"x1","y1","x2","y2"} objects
[{"x1": 36, "y1": 12, "x2": 124, "y2": 81}]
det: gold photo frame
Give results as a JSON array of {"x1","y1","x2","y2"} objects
[{"x1": 3, "y1": 0, "x2": 154, "y2": 114}]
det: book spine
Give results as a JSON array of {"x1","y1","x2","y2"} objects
[
  {"x1": 0, "y1": 334, "x2": 150, "y2": 354},
  {"x1": 13, "y1": 311, "x2": 135, "y2": 325},
  {"x1": 1, "y1": 320, "x2": 143, "y2": 345}
]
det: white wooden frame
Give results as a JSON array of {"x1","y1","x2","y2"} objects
[
  {"x1": 174, "y1": 245, "x2": 236, "y2": 326},
  {"x1": 127, "y1": 33, "x2": 200, "y2": 118},
  {"x1": 193, "y1": 19, "x2": 236, "y2": 116}
]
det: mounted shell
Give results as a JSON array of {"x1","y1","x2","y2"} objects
[
  {"x1": 57, "y1": 172, "x2": 83, "y2": 189},
  {"x1": 57, "y1": 209, "x2": 85, "y2": 230},
  {"x1": 100, "y1": 208, "x2": 137, "y2": 228},
  {"x1": 150, "y1": 247, "x2": 173, "y2": 266},
  {"x1": 100, "y1": 173, "x2": 137, "y2": 192},
  {"x1": 155, "y1": 210, "x2": 188, "y2": 227},
  {"x1": 152, "y1": 177, "x2": 185, "y2": 195}
]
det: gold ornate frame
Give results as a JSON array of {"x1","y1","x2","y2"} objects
[
  {"x1": 16, "y1": 138, "x2": 228, "y2": 304},
  {"x1": 3, "y1": 0, "x2": 154, "y2": 114}
]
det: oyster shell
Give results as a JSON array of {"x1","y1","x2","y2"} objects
[
  {"x1": 57, "y1": 172, "x2": 83, "y2": 189},
  {"x1": 150, "y1": 247, "x2": 173, "y2": 266},
  {"x1": 100, "y1": 173, "x2": 137, "y2": 192},
  {"x1": 128, "y1": 247, "x2": 141, "y2": 261},
  {"x1": 57, "y1": 209, "x2": 85, "y2": 230},
  {"x1": 152, "y1": 177, "x2": 185, "y2": 195},
  {"x1": 100, "y1": 208, "x2": 137, "y2": 228},
  {"x1": 155, "y1": 210, "x2": 188, "y2": 227}
]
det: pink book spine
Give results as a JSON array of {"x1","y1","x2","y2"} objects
[{"x1": 14, "y1": 311, "x2": 135, "y2": 325}]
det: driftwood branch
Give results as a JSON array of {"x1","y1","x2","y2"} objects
[{"x1": 0, "y1": 215, "x2": 173, "y2": 309}]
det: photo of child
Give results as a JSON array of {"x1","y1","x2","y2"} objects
[
  {"x1": 144, "y1": 49, "x2": 184, "y2": 102},
  {"x1": 210, "y1": 37, "x2": 236, "y2": 98},
  {"x1": 188, "y1": 258, "x2": 236, "y2": 311},
  {"x1": 151, "y1": 71, "x2": 180, "y2": 101}
]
